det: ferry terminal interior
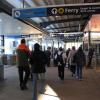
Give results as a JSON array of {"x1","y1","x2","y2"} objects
[{"x1": 0, "y1": 0, "x2": 100, "y2": 100}]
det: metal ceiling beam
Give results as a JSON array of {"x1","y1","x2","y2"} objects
[
  {"x1": 84, "y1": 0, "x2": 100, "y2": 3},
  {"x1": 46, "y1": 25, "x2": 84, "y2": 30},
  {"x1": 40, "y1": 17, "x2": 88, "y2": 27},
  {"x1": 52, "y1": 34, "x2": 83, "y2": 37},
  {"x1": 0, "y1": 0, "x2": 47, "y2": 34},
  {"x1": 47, "y1": 28, "x2": 78, "y2": 32},
  {"x1": 0, "y1": 1, "x2": 13, "y2": 15},
  {"x1": 50, "y1": 30, "x2": 78, "y2": 33},
  {"x1": 81, "y1": 15, "x2": 92, "y2": 31}
]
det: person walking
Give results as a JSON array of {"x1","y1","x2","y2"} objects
[
  {"x1": 16, "y1": 39, "x2": 30, "y2": 90},
  {"x1": 30, "y1": 43, "x2": 47, "y2": 100},
  {"x1": 53, "y1": 48, "x2": 58, "y2": 67},
  {"x1": 67, "y1": 46, "x2": 76, "y2": 77},
  {"x1": 45, "y1": 47, "x2": 51, "y2": 67},
  {"x1": 66, "y1": 48, "x2": 71, "y2": 68},
  {"x1": 74, "y1": 46, "x2": 86, "y2": 80},
  {"x1": 56, "y1": 47, "x2": 66, "y2": 80}
]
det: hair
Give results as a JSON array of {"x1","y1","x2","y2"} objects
[
  {"x1": 21, "y1": 39, "x2": 26, "y2": 44},
  {"x1": 34, "y1": 43, "x2": 40, "y2": 50},
  {"x1": 47, "y1": 47, "x2": 51, "y2": 50},
  {"x1": 72, "y1": 46, "x2": 75, "y2": 50},
  {"x1": 78, "y1": 46, "x2": 83, "y2": 52},
  {"x1": 59, "y1": 47, "x2": 63, "y2": 51}
]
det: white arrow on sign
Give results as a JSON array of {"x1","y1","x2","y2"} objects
[{"x1": 51, "y1": 8, "x2": 57, "y2": 14}]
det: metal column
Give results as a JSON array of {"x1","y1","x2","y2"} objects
[{"x1": 88, "y1": 31, "x2": 91, "y2": 49}]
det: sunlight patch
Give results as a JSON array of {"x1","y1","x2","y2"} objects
[{"x1": 38, "y1": 85, "x2": 61, "y2": 100}]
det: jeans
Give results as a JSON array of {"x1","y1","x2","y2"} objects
[
  {"x1": 32, "y1": 73, "x2": 45, "y2": 100},
  {"x1": 76, "y1": 66, "x2": 82, "y2": 79}
]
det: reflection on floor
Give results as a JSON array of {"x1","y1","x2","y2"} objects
[{"x1": 0, "y1": 66, "x2": 100, "y2": 100}]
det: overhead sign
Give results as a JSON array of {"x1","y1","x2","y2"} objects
[
  {"x1": 13, "y1": 8, "x2": 47, "y2": 18},
  {"x1": 47, "y1": 4, "x2": 100, "y2": 16},
  {"x1": 12, "y1": 3, "x2": 100, "y2": 18}
]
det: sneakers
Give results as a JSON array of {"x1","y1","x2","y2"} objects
[{"x1": 75, "y1": 76, "x2": 83, "y2": 81}]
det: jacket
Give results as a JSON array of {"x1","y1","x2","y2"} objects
[
  {"x1": 67, "y1": 50, "x2": 76, "y2": 65},
  {"x1": 74, "y1": 51, "x2": 86, "y2": 67},
  {"x1": 30, "y1": 50, "x2": 47, "y2": 73},
  {"x1": 16, "y1": 44, "x2": 30, "y2": 66}
]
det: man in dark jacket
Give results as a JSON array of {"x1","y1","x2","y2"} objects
[
  {"x1": 16, "y1": 39, "x2": 30, "y2": 90},
  {"x1": 74, "y1": 46, "x2": 86, "y2": 80},
  {"x1": 30, "y1": 43, "x2": 47, "y2": 100}
]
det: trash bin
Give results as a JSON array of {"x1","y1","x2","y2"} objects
[
  {"x1": 7, "y1": 55, "x2": 16, "y2": 65},
  {"x1": 1, "y1": 54, "x2": 7, "y2": 65}
]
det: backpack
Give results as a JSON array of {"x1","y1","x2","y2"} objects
[{"x1": 56, "y1": 52, "x2": 64, "y2": 65}]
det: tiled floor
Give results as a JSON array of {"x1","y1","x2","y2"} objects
[{"x1": 0, "y1": 66, "x2": 100, "y2": 100}]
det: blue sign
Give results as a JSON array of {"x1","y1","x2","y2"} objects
[
  {"x1": 12, "y1": 3, "x2": 100, "y2": 18},
  {"x1": 13, "y1": 8, "x2": 47, "y2": 18}
]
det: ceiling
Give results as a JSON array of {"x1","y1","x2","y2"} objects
[
  {"x1": 0, "y1": 0, "x2": 100, "y2": 42},
  {"x1": 0, "y1": 13, "x2": 42, "y2": 35}
]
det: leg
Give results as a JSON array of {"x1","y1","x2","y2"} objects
[
  {"x1": 47, "y1": 59, "x2": 50, "y2": 67},
  {"x1": 87, "y1": 56, "x2": 92, "y2": 68},
  {"x1": 89, "y1": 57, "x2": 93, "y2": 68},
  {"x1": 32, "y1": 73, "x2": 38, "y2": 100},
  {"x1": 73, "y1": 65, "x2": 76, "y2": 75},
  {"x1": 39, "y1": 73, "x2": 45, "y2": 93},
  {"x1": 76, "y1": 66, "x2": 79, "y2": 79},
  {"x1": 78, "y1": 67, "x2": 82, "y2": 79},
  {"x1": 61, "y1": 66, "x2": 64, "y2": 80},
  {"x1": 58, "y1": 65, "x2": 61, "y2": 79},
  {"x1": 70, "y1": 65, "x2": 74, "y2": 76},
  {"x1": 18, "y1": 66, "x2": 24, "y2": 89},
  {"x1": 23, "y1": 66, "x2": 30, "y2": 88}
]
